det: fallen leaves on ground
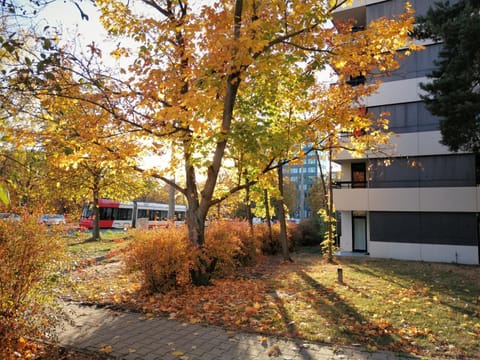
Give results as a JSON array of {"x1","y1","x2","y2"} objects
[{"x1": 65, "y1": 252, "x2": 480, "y2": 360}]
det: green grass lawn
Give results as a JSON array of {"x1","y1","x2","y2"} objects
[
  {"x1": 65, "y1": 230, "x2": 132, "y2": 262},
  {"x1": 264, "y1": 252, "x2": 480, "y2": 358}
]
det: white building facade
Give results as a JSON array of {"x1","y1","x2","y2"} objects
[{"x1": 332, "y1": 0, "x2": 479, "y2": 265}]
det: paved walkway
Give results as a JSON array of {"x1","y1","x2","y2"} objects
[{"x1": 59, "y1": 302, "x2": 420, "y2": 360}]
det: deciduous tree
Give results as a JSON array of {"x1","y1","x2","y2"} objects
[
  {"x1": 37, "y1": 72, "x2": 148, "y2": 240},
  {"x1": 92, "y1": 0, "x2": 417, "y2": 283}
]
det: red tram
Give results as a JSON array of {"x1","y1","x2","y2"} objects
[{"x1": 79, "y1": 199, "x2": 187, "y2": 229}]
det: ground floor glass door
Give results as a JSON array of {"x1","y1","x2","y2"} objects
[{"x1": 353, "y1": 214, "x2": 367, "y2": 252}]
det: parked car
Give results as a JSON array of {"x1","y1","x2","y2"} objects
[
  {"x1": 41, "y1": 214, "x2": 66, "y2": 225},
  {"x1": 0, "y1": 213, "x2": 20, "y2": 221}
]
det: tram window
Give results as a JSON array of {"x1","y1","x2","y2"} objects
[
  {"x1": 100, "y1": 207, "x2": 112, "y2": 220},
  {"x1": 138, "y1": 209, "x2": 148, "y2": 218},
  {"x1": 150, "y1": 210, "x2": 161, "y2": 221},
  {"x1": 118, "y1": 208, "x2": 132, "y2": 220}
]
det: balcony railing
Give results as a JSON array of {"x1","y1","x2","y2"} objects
[{"x1": 333, "y1": 181, "x2": 367, "y2": 189}]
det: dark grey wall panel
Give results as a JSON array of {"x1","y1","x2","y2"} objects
[
  {"x1": 368, "y1": 101, "x2": 440, "y2": 133},
  {"x1": 368, "y1": 154, "x2": 476, "y2": 188},
  {"x1": 374, "y1": 44, "x2": 441, "y2": 83},
  {"x1": 366, "y1": 0, "x2": 445, "y2": 21},
  {"x1": 370, "y1": 211, "x2": 478, "y2": 246}
]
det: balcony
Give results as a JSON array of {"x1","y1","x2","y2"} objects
[
  {"x1": 346, "y1": 75, "x2": 366, "y2": 86},
  {"x1": 333, "y1": 186, "x2": 480, "y2": 213},
  {"x1": 333, "y1": 181, "x2": 367, "y2": 189}
]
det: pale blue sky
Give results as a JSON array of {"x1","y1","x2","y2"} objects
[{"x1": 37, "y1": 1, "x2": 110, "y2": 48}]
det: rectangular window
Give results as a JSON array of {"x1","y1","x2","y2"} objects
[
  {"x1": 118, "y1": 208, "x2": 132, "y2": 221},
  {"x1": 100, "y1": 207, "x2": 116, "y2": 220},
  {"x1": 367, "y1": 0, "x2": 440, "y2": 21},
  {"x1": 373, "y1": 44, "x2": 441, "y2": 83},
  {"x1": 368, "y1": 101, "x2": 440, "y2": 134},
  {"x1": 369, "y1": 154, "x2": 476, "y2": 188},
  {"x1": 137, "y1": 209, "x2": 148, "y2": 219},
  {"x1": 175, "y1": 211, "x2": 185, "y2": 221},
  {"x1": 351, "y1": 163, "x2": 367, "y2": 188},
  {"x1": 370, "y1": 212, "x2": 478, "y2": 246}
]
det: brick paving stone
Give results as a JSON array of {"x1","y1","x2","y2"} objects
[{"x1": 58, "y1": 302, "x2": 421, "y2": 360}]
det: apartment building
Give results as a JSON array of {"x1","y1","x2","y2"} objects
[{"x1": 331, "y1": 0, "x2": 479, "y2": 265}]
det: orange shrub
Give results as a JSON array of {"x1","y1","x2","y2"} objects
[
  {"x1": 0, "y1": 211, "x2": 67, "y2": 359},
  {"x1": 125, "y1": 225, "x2": 190, "y2": 293},
  {"x1": 234, "y1": 221, "x2": 261, "y2": 266},
  {"x1": 254, "y1": 222, "x2": 294, "y2": 255},
  {"x1": 126, "y1": 221, "x2": 262, "y2": 291},
  {"x1": 203, "y1": 220, "x2": 245, "y2": 277}
]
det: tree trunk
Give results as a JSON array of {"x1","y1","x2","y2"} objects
[
  {"x1": 91, "y1": 190, "x2": 101, "y2": 242},
  {"x1": 276, "y1": 165, "x2": 292, "y2": 262},
  {"x1": 245, "y1": 183, "x2": 253, "y2": 235},
  {"x1": 264, "y1": 188, "x2": 274, "y2": 251},
  {"x1": 315, "y1": 150, "x2": 328, "y2": 209},
  {"x1": 184, "y1": 149, "x2": 216, "y2": 285},
  {"x1": 168, "y1": 143, "x2": 175, "y2": 220},
  {"x1": 327, "y1": 147, "x2": 335, "y2": 261},
  {"x1": 183, "y1": 0, "x2": 244, "y2": 286},
  {"x1": 324, "y1": 146, "x2": 335, "y2": 262},
  {"x1": 185, "y1": 193, "x2": 214, "y2": 285},
  {"x1": 168, "y1": 181, "x2": 175, "y2": 220}
]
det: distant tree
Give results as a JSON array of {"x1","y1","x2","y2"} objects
[
  {"x1": 282, "y1": 178, "x2": 299, "y2": 219},
  {"x1": 416, "y1": 0, "x2": 480, "y2": 152},
  {"x1": 308, "y1": 177, "x2": 327, "y2": 216}
]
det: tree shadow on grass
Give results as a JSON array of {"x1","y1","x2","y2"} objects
[
  {"x1": 344, "y1": 258, "x2": 479, "y2": 318},
  {"x1": 295, "y1": 270, "x2": 413, "y2": 354},
  {"x1": 269, "y1": 290, "x2": 320, "y2": 360}
]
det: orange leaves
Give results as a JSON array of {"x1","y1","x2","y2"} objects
[
  {"x1": 330, "y1": 2, "x2": 417, "y2": 83},
  {"x1": 125, "y1": 227, "x2": 190, "y2": 292},
  {"x1": 0, "y1": 213, "x2": 67, "y2": 359},
  {"x1": 100, "y1": 344, "x2": 113, "y2": 354},
  {"x1": 245, "y1": 302, "x2": 262, "y2": 315},
  {"x1": 133, "y1": 278, "x2": 270, "y2": 330},
  {"x1": 66, "y1": 251, "x2": 480, "y2": 358}
]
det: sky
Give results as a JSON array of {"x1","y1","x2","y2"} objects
[
  {"x1": 37, "y1": 1, "x2": 110, "y2": 46},
  {"x1": 35, "y1": 0, "x2": 211, "y2": 46}
]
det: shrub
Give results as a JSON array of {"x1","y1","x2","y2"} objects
[
  {"x1": 127, "y1": 220, "x2": 265, "y2": 290},
  {"x1": 125, "y1": 225, "x2": 190, "y2": 293},
  {"x1": 0, "y1": 212, "x2": 67, "y2": 359},
  {"x1": 235, "y1": 221, "x2": 261, "y2": 266},
  {"x1": 203, "y1": 220, "x2": 244, "y2": 277},
  {"x1": 291, "y1": 216, "x2": 325, "y2": 247},
  {"x1": 255, "y1": 222, "x2": 294, "y2": 255}
]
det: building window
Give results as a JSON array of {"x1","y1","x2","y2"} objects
[
  {"x1": 351, "y1": 163, "x2": 367, "y2": 188},
  {"x1": 373, "y1": 44, "x2": 441, "y2": 83},
  {"x1": 369, "y1": 154, "x2": 476, "y2": 188},
  {"x1": 368, "y1": 101, "x2": 440, "y2": 133},
  {"x1": 370, "y1": 212, "x2": 478, "y2": 246}
]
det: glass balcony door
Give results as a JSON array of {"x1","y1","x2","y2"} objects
[
  {"x1": 351, "y1": 163, "x2": 366, "y2": 188},
  {"x1": 353, "y1": 214, "x2": 367, "y2": 252}
]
